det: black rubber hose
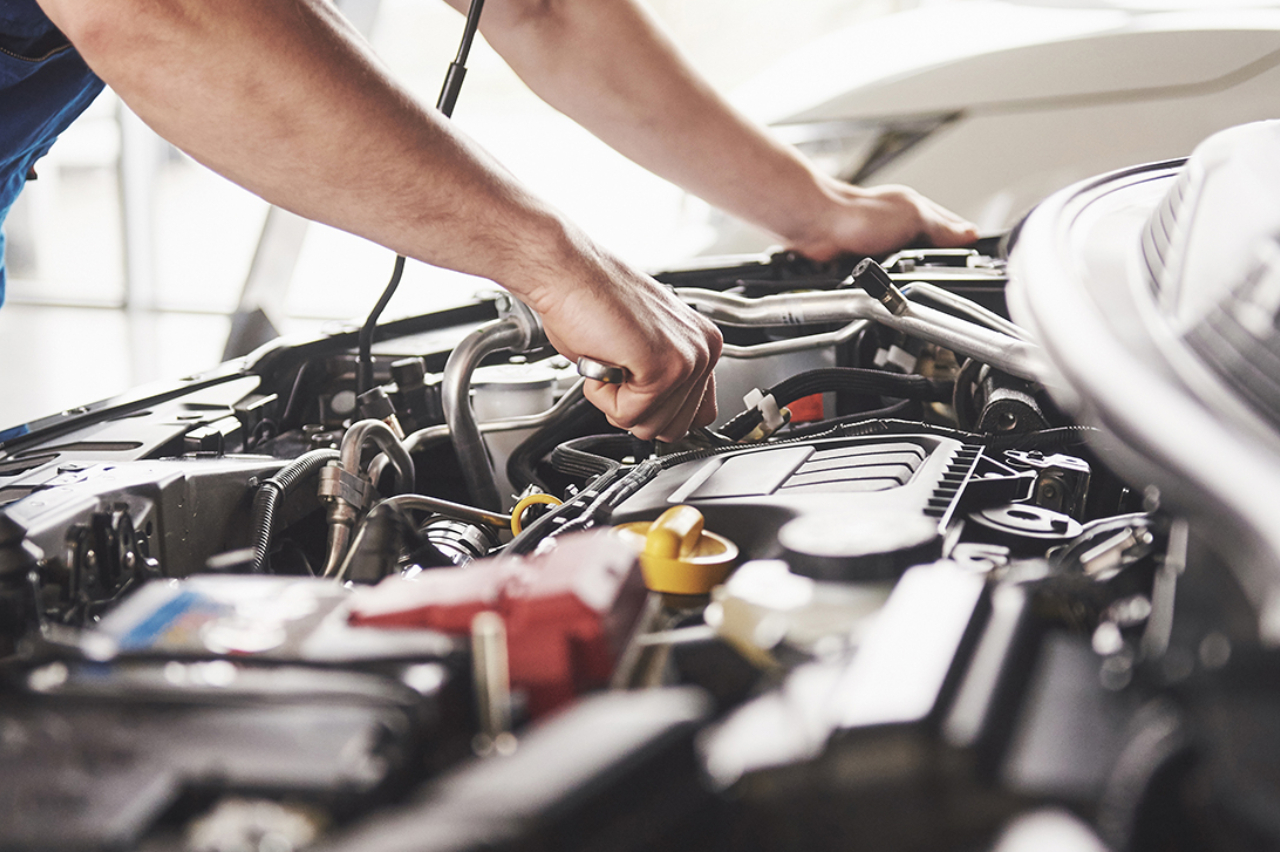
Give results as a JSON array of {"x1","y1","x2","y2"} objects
[
  {"x1": 249, "y1": 448, "x2": 339, "y2": 574},
  {"x1": 551, "y1": 434, "x2": 650, "y2": 480},
  {"x1": 358, "y1": 256, "x2": 406, "y2": 397},
  {"x1": 719, "y1": 367, "x2": 952, "y2": 441},
  {"x1": 506, "y1": 390, "x2": 612, "y2": 492}
]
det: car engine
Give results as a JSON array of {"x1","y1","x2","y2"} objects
[{"x1": 2, "y1": 122, "x2": 1279, "y2": 852}]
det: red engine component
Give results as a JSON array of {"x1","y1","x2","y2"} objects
[{"x1": 348, "y1": 531, "x2": 646, "y2": 717}]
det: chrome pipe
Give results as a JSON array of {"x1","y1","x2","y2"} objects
[
  {"x1": 898, "y1": 281, "x2": 1031, "y2": 341},
  {"x1": 720, "y1": 320, "x2": 869, "y2": 359},
  {"x1": 676, "y1": 287, "x2": 1046, "y2": 382},
  {"x1": 381, "y1": 493, "x2": 511, "y2": 529}
]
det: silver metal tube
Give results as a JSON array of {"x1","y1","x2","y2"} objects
[
  {"x1": 321, "y1": 515, "x2": 353, "y2": 578},
  {"x1": 339, "y1": 419, "x2": 414, "y2": 494},
  {"x1": 322, "y1": 419, "x2": 413, "y2": 578},
  {"x1": 399, "y1": 378, "x2": 588, "y2": 458},
  {"x1": 441, "y1": 318, "x2": 526, "y2": 510},
  {"x1": 676, "y1": 287, "x2": 1046, "y2": 382},
  {"x1": 381, "y1": 493, "x2": 510, "y2": 529},
  {"x1": 373, "y1": 380, "x2": 589, "y2": 485},
  {"x1": 898, "y1": 281, "x2": 1032, "y2": 341},
  {"x1": 720, "y1": 320, "x2": 869, "y2": 359}
]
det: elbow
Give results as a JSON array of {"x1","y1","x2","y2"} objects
[
  {"x1": 37, "y1": 0, "x2": 160, "y2": 71},
  {"x1": 38, "y1": 1, "x2": 115, "y2": 52}
]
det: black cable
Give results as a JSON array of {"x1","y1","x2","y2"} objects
[
  {"x1": 438, "y1": 0, "x2": 485, "y2": 117},
  {"x1": 280, "y1": 359, "x2": 314, "y2": 429},
  {"x1": 358, "y1": 255, "x2": 405, "y2": 396},
  {"x1": 718, "y1": 367, "x2": 952, "y2": 441},
  {"x1": 249, "y1": 449, "x2": 339, "y2": 573},
  {"x1": 356, "y1": 0, "x2": 487, "y2": 398},
  {"x1": 779, "y1": 398, "x2": 917, "y2": 439}
]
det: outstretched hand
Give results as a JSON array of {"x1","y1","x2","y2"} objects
[{"x1": 787, "y1": 179, "x2": 980, "y2": 262}]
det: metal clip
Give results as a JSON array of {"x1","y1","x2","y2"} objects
[{"x1": 318, "y1": 462, "x2": 369, "y2": 510}]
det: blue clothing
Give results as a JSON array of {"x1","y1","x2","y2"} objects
[{"x1": 0, "y1": 0, "x2": 104, "y2": 305}]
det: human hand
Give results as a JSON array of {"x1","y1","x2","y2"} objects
[
  {"x1": 523, "y1": 250, "x2": 722, "y2": 443},
  {"x1": 787, "y1": 179, "x2": 979, "y2": 262}
]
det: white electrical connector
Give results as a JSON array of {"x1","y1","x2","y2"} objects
[{"x1": 743, "y1": 388, "x2": 787, "y2": 439}]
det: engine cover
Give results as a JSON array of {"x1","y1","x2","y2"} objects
[{"x1": 610, "y1": 434, "x2": 983, "y2": 578}]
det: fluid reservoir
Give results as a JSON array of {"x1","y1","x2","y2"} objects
[{"x1": 470, "y1": 358, "x2": 572, "y2": 509}]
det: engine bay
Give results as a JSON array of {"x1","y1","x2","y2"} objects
[{"x1": 0, "y1": 129, "x2": 1275, "y2": 850}]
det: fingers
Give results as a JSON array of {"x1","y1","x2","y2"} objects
[
  {"x1": 540, "y1": 266, "x2": 722, "y2": 442},
  {"x1": 915, "y1": 192, "x2": 979, "y2": 248},
  {"x1": 583, "y1": 330, "x2": 719, "y2": 442},
  {"x1": 652, "y1": 368, "x2": 717, "y2": 443},
  {"x1": 790, "y1": 180, "x2": 979, "y2": 260}
]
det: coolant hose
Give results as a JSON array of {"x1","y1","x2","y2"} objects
[
  {"x1": 249, "y1": 448, "x2": 339, "y2": 574},
  {"x1": 441, "y1": 317, "x2": 527, "y2": 510}
]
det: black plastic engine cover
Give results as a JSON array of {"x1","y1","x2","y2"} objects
[{"x1": 610, "y1": 435, "x2": 982, "y2": 568}]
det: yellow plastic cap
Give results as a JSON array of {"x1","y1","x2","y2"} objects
[{"x1": 616, "y1": 505, "x2": 738, "y2": 595}]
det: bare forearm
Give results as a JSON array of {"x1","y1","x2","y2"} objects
[
  {"x1": 37, "y1": 0, "x2": 583, "y2": 306},
  {"x1": 467, "y1": 0, "x2": 976, "y2": 258},
  {"x1": 468, "y1": 0, "x2": 831, "y2": 246},
  {"x1": 37, "y1": 0, "x2": 723, "y2": 441}
]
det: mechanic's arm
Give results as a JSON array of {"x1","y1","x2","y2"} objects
[
  {"x1": 453, "y1": 0, "x2": 977, "y2": 260},
  {"x1": 37, "y1": 0, "x2": 719, "y2": 442}
]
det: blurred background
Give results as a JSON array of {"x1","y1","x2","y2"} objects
[
  {"x1": 0, "y1": 0, "x2": 917, "y2": 426},
  {"x1": 2, "y1": 0, "x2": 1275, "y2": 426}
]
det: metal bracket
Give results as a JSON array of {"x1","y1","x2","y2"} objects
[{"x1": 318, "y1": 462, "x2": 369, "y2": 510}]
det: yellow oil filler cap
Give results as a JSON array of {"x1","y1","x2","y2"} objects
[{"x1": 616, "y1": 505, "x2": 738, "y2": 595}]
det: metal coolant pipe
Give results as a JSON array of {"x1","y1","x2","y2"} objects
[
  {"x1": 339, "y1": 419, "x2": 415, "y2": 494},
  {"x1": 442, "y1": 316, "x2": 529, "y2": 510},
  {"x1": 676, "y1": 287, "x2": 1048, "y2": 382},
  {"x1": 320, "y1": 418, "x2": 416, "y2": 578}
]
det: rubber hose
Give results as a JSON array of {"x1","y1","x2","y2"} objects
[
  {"x1": 551, "y1": 434, "x2": 648, "y2": 480},
  {"x1": 249, "y1": 448, "x2": 339, "y2": 574},
  {"x1": 506, "y1": 390, "x2": 610, "y2": 492}
]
